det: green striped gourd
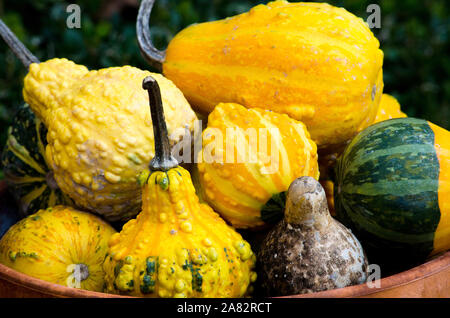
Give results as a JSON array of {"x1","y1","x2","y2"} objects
[
  {"x1": 1, "y1": 104, "x2": 71, "y2": 217},
  {"x1": 334, "y1": 118, "x2": 450, "y2": 270}
]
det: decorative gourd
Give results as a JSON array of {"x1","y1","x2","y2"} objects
[
  {"x1": 0, "y1": 19, "x2": 197, "y2": 222},
  {"x1": 373, "y1": 94, "x2": 407, "y2": 124},
  {"x1": 137, "y1": 0, "x2": 384, "y2": 150},
  {"x1": 334, "y1": 118, "x2": 450, "y2": 269},
  {"x1": 0, "y1": 206, "x2": 117, "y2": 292},
  {"x1": 103, "y1": 77, "x2": 256, "y2": 298},
  {"x1": 195, "y1": 103, "x2": 319, "y2": 229},
  {"x1": 1, "y1": 104, "x2": 71, "y2": 217},
  {"x1": 257, "y1": 176, "x2": 368, "y2": 296}
]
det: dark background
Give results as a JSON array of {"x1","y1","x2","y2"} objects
[{"x1": 0, "y1": 0, "x2": 449, "y2": 179}]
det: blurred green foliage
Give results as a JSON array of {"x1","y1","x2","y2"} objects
[{"x1": 0, "y1": 0, "x2": 449, "y2": 180}]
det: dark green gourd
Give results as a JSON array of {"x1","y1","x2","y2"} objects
[
  {"x1": 334, "y1": 118, "x2": 450, "y2": 273},
  {"x1": 1, "y1": 104, "x2": 72, "y2": 217}
]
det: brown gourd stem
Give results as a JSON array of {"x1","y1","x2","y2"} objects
[
  {"x1": 137, "y1": 0, "x2": 165, "y2": 72},
  {"x1": 0, "y1": 18, "x2": 39, "y2": 69},
  {"x1": 143, "y1": 76, "x2": 178, "y2": 171}
]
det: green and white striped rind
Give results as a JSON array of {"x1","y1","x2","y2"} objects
[
  {"x1": 334, "y1": 117, "x2": 441, "y2": 265},
  {"x1": 1, "y1": 104, "x2": 72, "y2": 218}
]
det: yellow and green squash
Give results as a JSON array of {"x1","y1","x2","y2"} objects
[
  {"x1": 103, "y1": 77, "x2": 256, "y2": 298},
  {"x1": 335, "y1": 118, "x2": 450, "y2": 268},
  {"x1": 1, "y1": 104, "x2": 71, "y2": 217},
  {"x1": 196, "y1": 103, "x2": 319, "y2": 229},
  {"x1": 0, "y1": 206, "x2": 117, "y2": 292}
]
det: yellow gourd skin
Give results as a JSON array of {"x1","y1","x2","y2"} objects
[
  {"x1": 196, "y1": 103, "x2": 319, "y2": 229},
  {"x1": 0, "y1": 206, "x2": 116, "y2": 292},
  {"x1": 163, "y1": 0, "x2": 384, "y2": 150},
  {"x1": 373, "y1": 94, "x2": 407, "y2": 123},
  {"x1": 23, "y1": 58, "x2": 197, "y2": 221},
  {"x1": 103, "y1": 167, "x2": 256, "y2": 297}
]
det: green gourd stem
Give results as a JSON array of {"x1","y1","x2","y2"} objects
[
  {"x1": 137, "y1": 0, "x2": 165, "y2": 72},
  {"x1": 0, "y1": 18, "x2": 39, "y2": 69},
  {"x1": 142, "y1": 76, "x2": 178, "y2": 171}
]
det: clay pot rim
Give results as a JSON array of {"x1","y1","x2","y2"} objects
[
  {"x1": 282, "y1": 251, "x2": 450, "y2": 298},
  {"x1": 0, "y1": 251, "x2": 448, "y2": 298}
]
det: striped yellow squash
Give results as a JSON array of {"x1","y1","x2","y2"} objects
[
  {"x1": 138, "y1": 0, "x2": 384, "y2": 150},
  {"x1": 196, "y1": 103, "x2": 319, "y2": 229},
  {"x1": 0, "y1": 206, "x2": 116, "y2": 292}
]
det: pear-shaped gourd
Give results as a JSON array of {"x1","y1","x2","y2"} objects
[
  {"x1": 103, "y1": 77, "x2": 256, "y2": 298},
  {"x1": 257, "y1": 176, "x2": 367, "y2": 296},
  {"x1": 0, "y1": 19, "x2": 197, "y2": 222}
]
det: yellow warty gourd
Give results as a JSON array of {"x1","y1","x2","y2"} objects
[
  {"x1": 196, "y1": 103, "x2": 319, "y2": 229},
  {"x1": 0, "y1": 206, "x2": 117, "y2": 292},
  {"x1": 23, "y1": 58, "x2": 197, "y2": 222},
  {"x1": 138, "y1": 0, "x2": 384, "y2": 150},
  {"x1": 103, "y1": 77, "x2": 256, "y2": 297}
]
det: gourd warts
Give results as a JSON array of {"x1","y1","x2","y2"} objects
[
  {"x1": 22, "y1": 58, "x2": 198, "y2": 222},
  {"x1": 103, "y1": 77, "x2": 256, "y2": 298}
]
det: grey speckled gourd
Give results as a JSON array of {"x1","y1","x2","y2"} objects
[{"x1": 257, "y1": 176, "x2": 368, "y2": 296}]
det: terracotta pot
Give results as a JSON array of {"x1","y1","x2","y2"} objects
[{"x1": 0, "y1": 181, "x2": 449, "y2": 298}]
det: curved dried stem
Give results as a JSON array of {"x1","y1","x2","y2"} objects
[
  {"x1": 143, "y1": 76, "x2": 178, "y2": 171},
  {"x1": 0, "y1": 18, "x2": 39, "y2": 69},
  {"x1": 137, "y1": 0, "x2": 166, "y2": 72}
]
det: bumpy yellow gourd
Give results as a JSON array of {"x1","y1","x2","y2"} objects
[
  {"x1": 373, "y1": 94, "x2": 407, "y2": 123},
  {"x1": 0, "y1": 206, "x2": 116, "y2": 292},
  {"x1": 103, "y1": 77, "x2": 256, "y2": 298},
  {"x1": 156, "y1": 0, "x2": 384, "y2": 149},
  {"x1": 23, "y1": 58, "x2": 197, "y2": 221},
  {"x1": 196, "y1": 103, "x2": 319, "y2": 229},
  {"x1": 104, "y1": 167, "x2": 256, "y2": 297}
]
